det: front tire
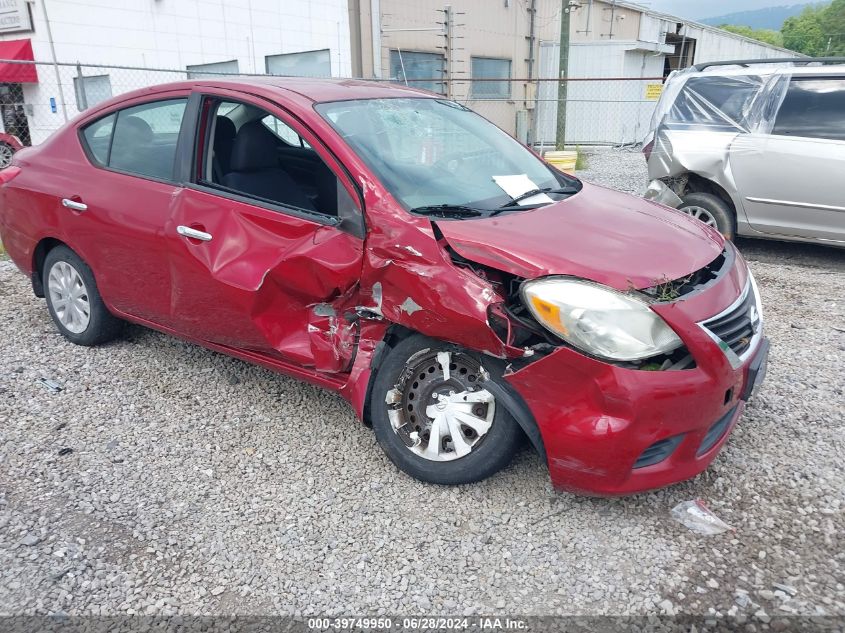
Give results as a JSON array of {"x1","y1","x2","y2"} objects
[
  {"x1": 679, "y1": 192, "x2": 735, "y2": 240},
  {"x1": 370, "y1": 334, "x2": 522, "y2": 485},
  {"x1": 43, "y1": 245, "x2": 122, "y2": 346}
]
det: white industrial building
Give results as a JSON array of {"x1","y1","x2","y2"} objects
[
  {"x1": 0, "y1": 0, "x2": 353, "y2": 142},
  {"x1": 534, "y1": 0, "x2": 802, "y2": 146}
]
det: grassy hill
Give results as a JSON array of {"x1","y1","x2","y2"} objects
[{"x1": 700, "y1": 3, "x2": 816, "y2": 30}]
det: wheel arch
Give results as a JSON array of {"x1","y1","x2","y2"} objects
[
  {"x1": 682, "y1": 173, "x2": 738, "y2": 215},
  {"x1": 31, "y1": 237, "x2": 67, "y2": 297},
  {"x1": 360, "y1": 324, "x2": 416, "y2": 428}
]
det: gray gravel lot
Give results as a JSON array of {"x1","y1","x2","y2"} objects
[{"x1": 1, "y1": 148, "x2": 843, "y2": 620}]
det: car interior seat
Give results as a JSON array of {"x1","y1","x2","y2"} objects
[
  {"x1": 212, "y1": 116, "x2": 236, "y2": 182},
  {"x1": 110, "y1": 115, "x2": 157, "y2": 175},
  {"x1": 222, "y1": 120, "x2": 316, "y2": 211}
]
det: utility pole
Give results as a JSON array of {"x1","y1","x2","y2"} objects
[
  {"x1": 555, "y1": 1, "x2": 571, "y2": 150},
  {"x1": 444, "y1": 5, "x2": 453, "y2": 98},
  {"x1": 42, "y1": 0, "x2": 69, "y2": 122}
]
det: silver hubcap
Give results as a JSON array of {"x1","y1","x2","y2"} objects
[
  {"x1": 47, "y1": 261, "x2": 91, "y2": 334},
  {"x1": 679, "y1": 205, "x2": 719, "y2": 229},
  {"x1": 0, "y1": 144, "x2": 13, "y2": 168},
  {"x1": 386, "y1": 350, "x2": 496, "y2": 462}
]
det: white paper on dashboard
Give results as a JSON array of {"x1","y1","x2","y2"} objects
[{"x1": 492, "y1": 174, "x2": 554, "y2": 205}]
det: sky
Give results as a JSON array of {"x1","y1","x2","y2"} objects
[{"x1": 639, "y1": 0, "x2": 800, "y2": 20}]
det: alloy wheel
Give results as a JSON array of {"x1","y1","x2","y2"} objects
[
  {"x1": 385, "y1": 350, "x2": 496, "y2": 462},
  {"x1": 0, "y1": 144, "x2": 13, "y2": 169},
  {"x1": 47, "y1": 261, "x2": 91, "y2": 334},
  {"x1": 679, "y1": 205, "x2": 719, "y2": 229}
]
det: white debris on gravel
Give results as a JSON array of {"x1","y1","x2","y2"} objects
[{"x1": 1, "y1": 149, "x2": 844, "y2": 617}]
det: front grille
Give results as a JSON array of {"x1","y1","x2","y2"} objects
[
  {"x1": 642, "y1": 248, "x2": 730, "y2": 301},
  {"x1": 702, "y1": 286, "x2": 757, "y2": 357},
  {"x1": 634, "y1": 434, "x2": 684, "y2": 469},
  {"x1": 697, "y1": 406, "x2": 737, "y2": 457}
]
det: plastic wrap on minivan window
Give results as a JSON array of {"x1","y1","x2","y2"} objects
[{"x1": 649, "y1": 67, "x2": 792, "y2": 136}]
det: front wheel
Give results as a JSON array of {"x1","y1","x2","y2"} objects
[
  {"x1": 370, "y1": 334, "x2": 522, "y2": 485},
  {"x1": 678, "y1": 192, "x2": 735, "y2": 240}
]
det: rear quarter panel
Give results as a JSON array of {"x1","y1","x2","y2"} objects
[{"x1": 0, "y1": 139, "x2": 87, "y2": 276}]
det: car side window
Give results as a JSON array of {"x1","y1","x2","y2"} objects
[
  {"x1": 79, "y1": 98, "x2": 188, "y2": 181},
  {"x1": 668, "y1": 76, "x2": 762, "y2": 129},
  {"x1": 772, "y1": 78, "x2": 845, "y2": 142},
  {"x1": 261, "y1": 115, "x2": 311, "y2": 149},
  {"x1": 198, "y1": 99, "x2": 360, "y2": 224},
  {"x1": 81, "y1": 113, "x2": 115, "y2": 165}
]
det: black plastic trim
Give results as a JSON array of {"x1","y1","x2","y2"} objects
[
  {"x1": 482, "y1": 379, "x2": 547, "y2": 465},
  {"x1": 634, "y1": 434, "x2": 684, "y2": 469},
  {"x1": 697, "y1": 406, "x2": 738, "y2": 457}
]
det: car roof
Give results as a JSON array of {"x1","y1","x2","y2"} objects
[
  {"x1": 120, "y1": 76, "x2": 439, "y2": 104},
  {"x1": 688, "y1": 63, "x2": 845, "y2": 80}
]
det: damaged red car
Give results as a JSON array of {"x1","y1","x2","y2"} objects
[{"x1": 0, "y1": 78, "x2": 769, "y2": 495}]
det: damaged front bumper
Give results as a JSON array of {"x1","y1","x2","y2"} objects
[
  {"x1": 501, "y1": 263, "x2": 768, "y2": 496},
  {"x1": 644, "y1": 179, "x2": 683, "y2": 209}
]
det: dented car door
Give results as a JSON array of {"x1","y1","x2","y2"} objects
[{"x1": 165, "y1": 92, "x2": 365, "y2": 372}]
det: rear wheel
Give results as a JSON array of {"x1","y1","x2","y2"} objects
[
  {"x1": 679, "y1": 192, "x2": 735, "y2": 240},
  {"x1": 370, "y1": 335, "x2": 522, "y2": 485},
  {"x1": 43, "y1": 245, "x2": 122, "y2": 346}
]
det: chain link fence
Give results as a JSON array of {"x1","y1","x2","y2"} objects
[
  {"x1": 447, "y1": 76, "x2": 665, "y2": 150},
  {"x1": 0, "y1": 59, "x2": 664, "y2": 168}
]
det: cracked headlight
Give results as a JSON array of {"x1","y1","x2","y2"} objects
[{"x1": 521, "y1": 277, "x2": 683, "y2": 361}]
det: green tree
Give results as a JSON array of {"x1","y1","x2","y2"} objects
[
  {"x1": 825, "y1": 0, "x2": 845, "y2": 54},
  {"x1": 782, "y1": 5, "x2": 828, "y2": 55},
  {"x1": 719, "y1": 24, "x2": 785, "y2": 48},
  {"x1": 782, "y1": 1, "x2": 845, "y2": 56}
]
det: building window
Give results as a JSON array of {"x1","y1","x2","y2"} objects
[
  {"x1": 266, "y1": 50, "x2": 332, "y2": 77},
  {"x1": 73, "y1": 75, "x2": 112, "y2": 110},
  {"x1": 471, "y1": 57, "x2": 511, "y2": 99},
  {"x1": 186, "y1": 60, "x2": 239, "y2": 79},
  {"x1": 389, "y1": 50, "x2": 445, "y2": 95}
]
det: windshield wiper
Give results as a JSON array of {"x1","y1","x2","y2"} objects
[
  {"x1": 410, "y1": 204, "x2": 484, "y2": 218},
  {"x1": 497, "y1": 186, "x2": 579, "y2": 209}
]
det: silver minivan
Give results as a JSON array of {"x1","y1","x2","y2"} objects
[{"x1": 643, "y1": 58, "x2": 845, "y2": 248}]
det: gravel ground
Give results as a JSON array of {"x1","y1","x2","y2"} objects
[{"x1": 1, "y1": 149, "x2": 843, "y2": 621}]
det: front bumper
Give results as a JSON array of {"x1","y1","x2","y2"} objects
[{"x1": 504, "y1": 258, "x2": 768, "y2": 496}]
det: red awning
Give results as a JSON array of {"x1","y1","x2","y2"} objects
[{"x1": 0, "y1": 39, "x2": 37, "y2": 83}]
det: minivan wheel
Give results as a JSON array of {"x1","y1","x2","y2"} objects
[
  {"x1": 370, "y1": 334, "x2": 522, "y2": 485},
  {"x1": 679, "y1": 192, "x2": 735, "y2": 240},
  {"x1": 43, "y1": 245, "x2": 122, "y2": 346}
]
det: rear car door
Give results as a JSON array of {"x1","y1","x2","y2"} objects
[
  {"x1": 730, "y1": 76, "x2": 845, "y2": 243},
  {"x1": 165, "y1": 90, "x2": 365, "y2": 372},
  {"x1": 74, "y1": 93, "x2": 191, "y2": 323}
]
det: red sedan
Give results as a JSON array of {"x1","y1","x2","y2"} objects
[{"x1": 0, "y1": 78, "x2": 768, "y2": 495}]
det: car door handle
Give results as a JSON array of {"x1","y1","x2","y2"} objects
[
  {"x1": 176, "y1": 225, "x2": 213, "y2": 242},
  {"x1": 61, "y1": 198, "x2": 88, "y2": 212}
]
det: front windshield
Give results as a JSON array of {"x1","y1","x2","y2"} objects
[{"x1": 316, "y1": 98, "x2": 575, "y2": 211}]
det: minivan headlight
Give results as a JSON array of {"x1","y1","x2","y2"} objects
[{"x1": 521, "y1": 278, "x2": 683, "y2": 361}]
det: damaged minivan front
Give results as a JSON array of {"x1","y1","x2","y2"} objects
[{"x1": 1, "y1": 78, "x2": 768, "y2": 495}]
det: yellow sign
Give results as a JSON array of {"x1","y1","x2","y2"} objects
[{"x1": 645, "y1": 83, "x2": 664, "y2": 101}]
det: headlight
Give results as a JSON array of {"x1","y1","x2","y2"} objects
[{"x1": 521, "y1": 277, "x2": 683, "y2": 361}]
